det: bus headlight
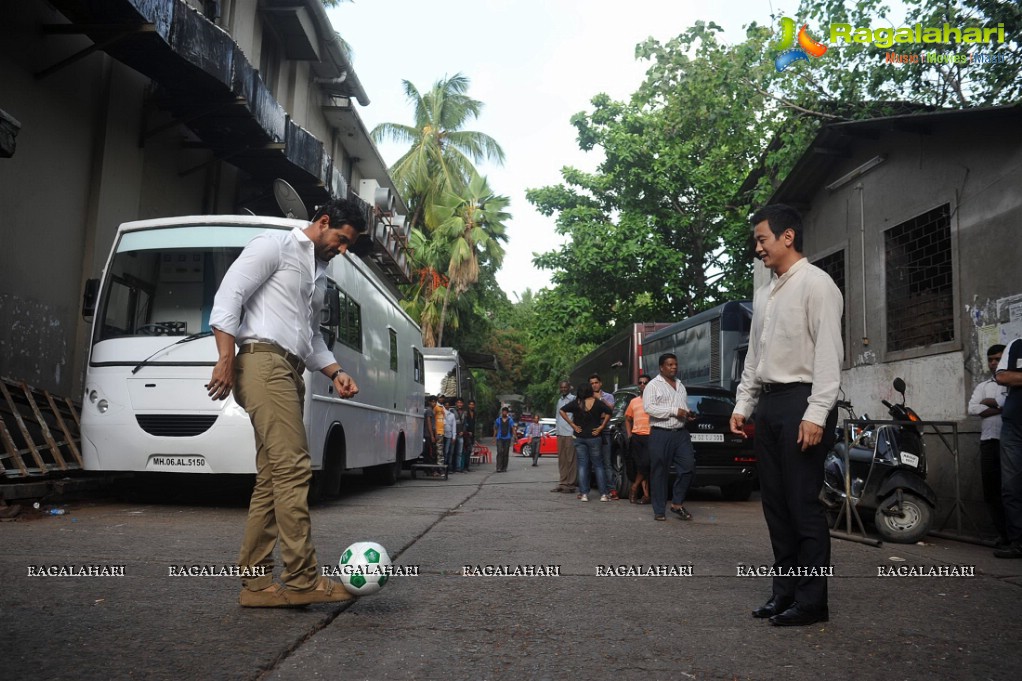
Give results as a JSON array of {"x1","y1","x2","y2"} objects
[
  {"x1": 88, "y1": 390, "x2": 99, "y2": 404},
  {"x1": 96, "y1": 399, "x2": 109, "y2": 414}
]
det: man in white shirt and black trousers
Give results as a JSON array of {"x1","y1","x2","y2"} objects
[
  {"x1": 730, "y1": 204, "x2": 843, "y2": 627},
  {"x1": 643, "y1": 353, "x2": 696, "y2": 522},
  {"x1": 207, "y1": 198, "x2": 365, "y2": 608}
]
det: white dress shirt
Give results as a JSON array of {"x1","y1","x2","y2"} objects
[
  {"x1": 643, "y1": 374, "x2": 689, "y2": 429},
  {"x1": 734, "y1": 257, "x2": 844, "y2": 427},
  {"x1": 209, "y1": 227, "x2": 335, "y2": 372},
  {"x1": 968, "y1": 378, "x2": 1007, "y2": 441},
  {"x1": 444, "y1": 408, "x2": 456, "y2": 438},
  {"x1": 555, "y1": 394, "x2": 576, "y2": 436}
]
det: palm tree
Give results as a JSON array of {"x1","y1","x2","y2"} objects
[
  {"x1": 371, "y1": 73, "x2": 505, "y2": 232},
  {"x1": 401, "y1": 226, "x2": 449, "y2": 348},
  {"x1": 430, "y1": 174, "x2": 510, "y2": 346}
]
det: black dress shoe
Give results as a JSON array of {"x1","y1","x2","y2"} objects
[
  {"x1": 752, "y1": 596, "x2": 793, "y2": 619},
  {"x1": 769, "y1": 602, "x2": 829, "y2": 626},
  {"x1": 993, "y1": 543, "x2": 1022, "y2": 558}
]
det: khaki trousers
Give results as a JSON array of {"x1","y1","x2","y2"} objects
[
  {"x1": 557, "y1": 435, "x2": 578, "y2": 489},
  {"x1": 233, "y1": 350, "x2": 319, "y2": 591}
]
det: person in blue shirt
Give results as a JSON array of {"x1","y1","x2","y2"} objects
[{"x1": 493, "y1": 407, "x2": 516, "y2": 472}]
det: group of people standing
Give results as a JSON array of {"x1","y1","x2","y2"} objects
[
  {"x1": 422, "y1": 395, "x2": 476, "y2": 474},
  {"x1": 549, "y1": 363, "x2": 697, "y2": 518},
  {"x1": 970, "y1": 339, "x2": 1022, "y2": 559},
  {"x1": 550, "y1": 204, "x2": 844, "y2": 628}
]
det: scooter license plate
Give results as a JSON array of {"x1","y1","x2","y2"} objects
[{"x1": 900, "y1": 452, "x2": 919, "y2": 468}]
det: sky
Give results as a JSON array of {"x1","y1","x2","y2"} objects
[{"x1": 326, "y1": 0, "x2": 806, "y2": 299}]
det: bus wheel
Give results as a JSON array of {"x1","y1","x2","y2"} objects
[
  {"x1": 311, "y1": 432, "x2": 345, "y2": 503},
  {"x1": 367, "y1": 439, "x2": 404, "y2": 486}
]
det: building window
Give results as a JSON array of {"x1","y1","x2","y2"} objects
[
  {"x1": 813, "y1": 249, "x2": 847, "y2": 351},
  {"x1": 885, "y1": 204, "x2": 954, "y2": 353},
  {"x1": 259, "y1": 24, "x2": 282, "y2": 93},
  {"x1": 413, "y1": 348, "x2": 424, "y2": 385},
  {"x1": 388, "y1": 329, "x2": 398, "y2": 372}
]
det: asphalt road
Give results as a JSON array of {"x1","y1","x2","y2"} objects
[{"x1": 2, "y1": 444, "x2": 1021, "y2": 681}]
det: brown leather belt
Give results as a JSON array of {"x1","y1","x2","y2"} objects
[{"x1": 238, "y1": 342, "x2": 305, "y2": 375}]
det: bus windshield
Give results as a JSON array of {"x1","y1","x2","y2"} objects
[{"x1": 95, "y1": 226, "x2": 269, "y2": 341}]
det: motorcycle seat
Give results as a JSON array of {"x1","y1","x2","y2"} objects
[{"x1": 833, "y1": 441, "x2": 873, "y2": 465}]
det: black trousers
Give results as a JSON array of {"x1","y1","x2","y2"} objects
[
  {"x1": 980, "y1": 438, "x2": 1007, "y2": 541},
  {"x1": 754, "y1": 385, "x2": 837, "y2": 610}
]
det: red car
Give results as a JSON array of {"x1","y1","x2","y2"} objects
[{"x1": 513, "y1": 418, "x2": 558, "y2": 457}]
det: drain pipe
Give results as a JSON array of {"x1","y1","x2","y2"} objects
[{"x1": 856, "y1": 182, "x2": 869, "y2": 347}]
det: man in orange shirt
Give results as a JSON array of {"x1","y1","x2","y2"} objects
[
  {"x1": 626, "y1": 374, "x2": 653, "y2": 503},
  {"x1": 434, "y1": 396, "x2": 447, "y2": 467}
]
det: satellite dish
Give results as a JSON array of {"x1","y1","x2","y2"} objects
[{"x1": 273, "y1": 178, "x2": 309, "y2": 221}]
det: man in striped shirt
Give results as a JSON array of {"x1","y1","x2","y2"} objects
[{"x1": 642, "y1": 353, "x2": 696, "y2": 522}]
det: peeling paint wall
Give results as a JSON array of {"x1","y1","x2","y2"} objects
[
  {"x1": 0, "y1": 294, "x2": 70, "y2": 388},
  {"x1": 965, "y1": 293, "x2": 1022, "y2": 383}
]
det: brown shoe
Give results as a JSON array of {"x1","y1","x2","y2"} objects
[
  {"x1": 239, "y1": 583, "x2": 296, "y2": 608},
  {"x1": 286, "y1": 577, "x2": 356, "y2": 605},
  {"x1": 550, "y1": 486, "x2": 566, "y2": 493}
]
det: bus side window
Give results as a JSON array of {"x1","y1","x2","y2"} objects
[
  {"x1": 333, "y1": 287, "x2": 362, "y2": 352},
  {"x1": 389, "y1": 329, "x2": 398, "y2": 372}
]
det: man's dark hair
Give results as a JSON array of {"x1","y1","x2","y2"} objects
[
  {"x1": 426, "y1": 395, "x2": 436, "y2": 405},
  {"x1": 989, "y1": 344, "x2": 1006, "y2": 357},
  {"x1": 658, "y1": 353, "x2": 677, "y2": 367},
  {"x1": 750, "y1": 204, "x2": 803, "y2": 252},
  {"x1": 589, "y1": 373, "x2": 601, "y2": 382},
  {"x1": 312, "y1": 198, "x2": 368, "y2": 233},
  {"x1": 638, "y1": 373, "x2": 652, "y2": 382},
  {"x1": 501, "y1": 406, "x2": 509, "y2": 413}
]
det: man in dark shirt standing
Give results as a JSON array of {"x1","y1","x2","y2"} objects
[
  {"x1": 463, "y1": 400, "x2": 477, "y2": 472},
  {"x1": 995, "y1": 336, "x2": 1022, "y2": 558}
]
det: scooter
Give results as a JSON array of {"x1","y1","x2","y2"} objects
[{"x1": 822, "y1": 378, "x2": 937, "y2": 544}]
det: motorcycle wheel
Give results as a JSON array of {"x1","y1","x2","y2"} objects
[{"x1": 874, "y1": 492, "x2": 932, "y2": 544}]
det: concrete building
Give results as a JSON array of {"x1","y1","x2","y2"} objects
[
  {"x1": 0, "y1": 0, "x2": 408, "y2": 397},
  {"x1": 757, "y1": 104, "x2": 1022, "y2": 538}
]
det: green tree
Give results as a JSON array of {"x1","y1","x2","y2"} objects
[
  {"x1": 431, "y1": 174, "x2": 509, "y2": 346},
  {"x1": 527, "y1": 22, "x2": 770, "y2": 348},
  {"x1": 371, "y1": 74, "x2": 506, "y2": 233}
]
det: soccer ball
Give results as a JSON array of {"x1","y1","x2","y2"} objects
[{"x1": 338, "y1": 541, "x2": 391, "y2": 596}]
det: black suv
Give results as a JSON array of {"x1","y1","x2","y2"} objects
[{"x1": 606, "y1": 385, "x2": 757, "y2": 501}]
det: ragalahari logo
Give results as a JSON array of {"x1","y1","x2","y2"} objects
[{"x1": 772, "y1": 17, "x2": 828, "y2": 71}]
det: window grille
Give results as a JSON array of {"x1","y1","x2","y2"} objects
[
  {"x1": 813, "y1": 249, "x2": 846, "y2": 347},
  {"x1": 885, "y1": 204, "x2": 954, "y2": 353}
]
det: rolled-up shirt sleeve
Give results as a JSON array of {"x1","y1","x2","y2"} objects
[
  {"x1": 209, "y1": 235, "x2": 280, "y2": 337},
  {"x1": 306, "y1": 327, "x2": 335, "y2": 373}
]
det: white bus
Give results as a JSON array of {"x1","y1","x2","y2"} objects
[{"x1": 80, "y1": 215, "x2": 425, "y2": 497}]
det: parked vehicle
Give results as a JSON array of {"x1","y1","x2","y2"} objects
[
  {"x1": 422, "y1": 347, "x2": 498, "y2": 405},
  {"x1": 822, "y1": 378, "x2": 936, "y2": 544},
  {"x1": 513, "y1": 418, "x2": 557, "y2": 457},
  {"x1": 569, "y1": 322, "x2": 671, "y2": 393},
  {"x1": 80, "y1": 214, "x2": 424, "y2": 498},
  {"x1": 641, "y1": 301, "x2": 752, "y2": 392},
  {"x1": 606, "y1": 385, "x2": 758, "y2": 500}
]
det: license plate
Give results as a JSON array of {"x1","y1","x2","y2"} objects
[
  {"x1": 900, "y1": 452, "x2": 919, "y2": 468},
  {"x1": 690, "y1": 433, "x2": 724, "y2": 443},
  {"x1": 146, "y1": 455, "x2": 209, "y2": 471}
]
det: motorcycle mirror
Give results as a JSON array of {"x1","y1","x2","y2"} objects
[{"x1": 893, "y1": 377, "x2": 906, "y2": 401}]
